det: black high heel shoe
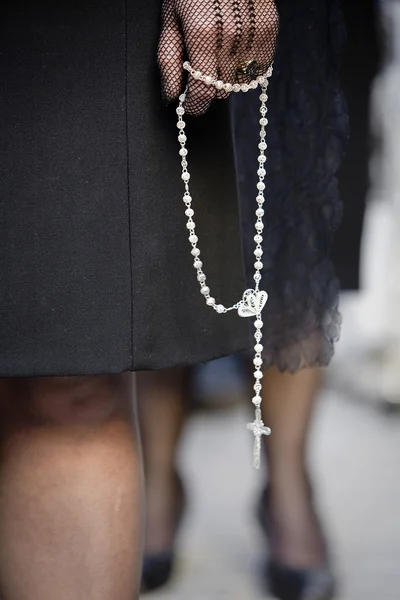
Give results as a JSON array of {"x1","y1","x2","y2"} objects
[
  {"x1": 266, "y1": 561, "x2": 335, "y2": 600},
  {"x1": 141, "y1": 552, "x2": 176, "y2": 593},
  {"x1": 140, "y1": 472, "x2": 186, "y2": 593},
  {"x1": 257, "y1": 488, "x2": 336, "y2": 600}
]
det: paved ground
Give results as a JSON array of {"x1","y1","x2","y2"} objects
[{"x1": 141, "y1": 390, "x2": 400, "y2": 600}]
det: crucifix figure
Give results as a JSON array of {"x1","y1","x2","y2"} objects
[{"x1": 247, "y1": 409, "x2": 271, "y2": 469}]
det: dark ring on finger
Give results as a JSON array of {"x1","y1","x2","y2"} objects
[{"x1": 237, "y1": 59, "x2": 259, "y2": 79}]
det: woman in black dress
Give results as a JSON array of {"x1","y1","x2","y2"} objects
[
  {"x1": 139, "y1": 1, "x2": 380, "y2": 599},
  {"x1": 140, "y1": 2, "x2": 346, "y2": 599},
  {"x1": 0, "y1": 1, "x2": 277, "y2": 598},
  {"x1": 231, "y1": 4, "x2": 379, "y2": 600}
]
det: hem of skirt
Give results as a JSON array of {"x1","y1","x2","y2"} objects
[{"x1": 0, "y1": 338, "x2": 251, "y2": 378}]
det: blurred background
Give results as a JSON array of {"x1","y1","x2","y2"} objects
[{"x1": 141, "y1": 2, "x2": 400, "y2": 598}]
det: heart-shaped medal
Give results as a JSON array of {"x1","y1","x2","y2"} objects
[{"x1": 237, "y1": 289, "x2": 268, "y2": 318}]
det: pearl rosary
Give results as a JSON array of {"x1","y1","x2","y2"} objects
[{"x1": 177, "y1": 62, "x2": 273, "y2": 469}]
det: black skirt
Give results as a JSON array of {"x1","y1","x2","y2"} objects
[{"x1": 0, "y1": 1, "x2": 249, "y2": 377}]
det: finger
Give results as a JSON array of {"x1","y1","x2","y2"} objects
[
  {"x1": 252, "y1": 2, "x2": 280, "y2": 71},
  {"x1": 215, "y1": 61, "x2": 237, "y2": 101},
  {"x1": 158, "y1": 8, "x2": 185, "y2": 102},
  {"x1": 184, "y1": 51, "x2": 218, "y2": 116},
  {"x1": 185, "y1": 76, "x2": 217, "y2": 116}
]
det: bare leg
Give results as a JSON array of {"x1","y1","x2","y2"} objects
[
  {"x1": 137, "y1": 368, "x2": 190, "y2": 554},
  {"x1": 0, "y1": 373, "x2": 142, "y2": 600},
  {"x1": 261, "y1": 366, "x2": 326, "y2": 568}
]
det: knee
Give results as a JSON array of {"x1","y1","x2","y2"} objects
[{"x1": 0, "y1": 374, "x2": 133, "y2": 429}]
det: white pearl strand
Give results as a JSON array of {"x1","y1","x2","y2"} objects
[{"x1": 177, "y1": 63, "x2": 273, "y2": 469}]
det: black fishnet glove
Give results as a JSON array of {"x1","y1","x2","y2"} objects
[{"x1": 158, "y1": 0, "x2": 279, "y2": 115}]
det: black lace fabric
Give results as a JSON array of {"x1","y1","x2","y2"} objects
[
  {"x1": 158, "y1": 0, "x2": 279, "y2": 114},
  {"x1": 231, "y1": 0, "x2": 348, "y2": 372}
]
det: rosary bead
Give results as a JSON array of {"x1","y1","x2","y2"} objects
[{"x1": 178, "y1": 63, "x2": 274, "y2": 466}]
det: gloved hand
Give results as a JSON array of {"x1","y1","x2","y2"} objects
[{"x1": 158, "y1": 0, "x2": 279, "y2": 115}]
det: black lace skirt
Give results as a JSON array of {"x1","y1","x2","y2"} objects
[
  {"x1": 232, "y1": 0, "x2": 349, "y2": 372},
  {"x1": 232, "y1": 0, "x2": 380, "y2": 372}
]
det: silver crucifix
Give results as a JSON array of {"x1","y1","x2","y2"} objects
[{"x1": 247, "y1": 410, "x2": 271, "y2": 469}]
